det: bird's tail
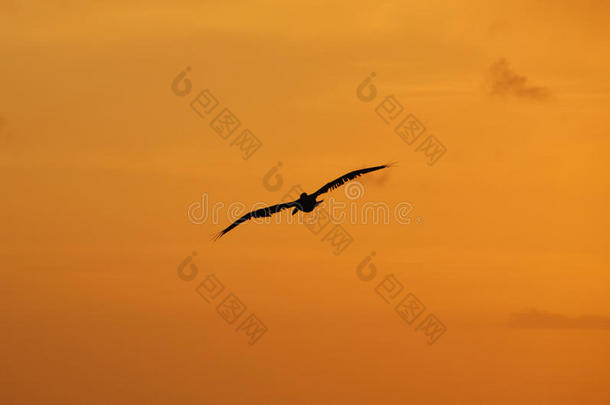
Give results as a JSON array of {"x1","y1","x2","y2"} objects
[{"x1": 292, "y1": 207, "x2": 299, "y2": 215}]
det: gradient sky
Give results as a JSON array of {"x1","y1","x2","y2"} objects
[{"x1": 2, "y1": 1, "x2": 609, "y2": 404}]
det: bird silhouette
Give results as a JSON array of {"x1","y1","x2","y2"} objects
[{"x1": 213, "y1": 163, "x2": 393, "y2": 240}]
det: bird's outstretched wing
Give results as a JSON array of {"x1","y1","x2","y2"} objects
[
  {"x1": 313, "y1": 164, "x2": 392, "y2": 197},
  {"x1": 213, "y1": 201, "x2": 300, "y2": 240}
]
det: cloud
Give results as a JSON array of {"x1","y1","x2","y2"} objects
[
  {"x1": 508, "y1": 309, "x2": 610, "y2": 330},
  {"x1": 487, "y1": 58, "x2": 551, "y2": 101}
]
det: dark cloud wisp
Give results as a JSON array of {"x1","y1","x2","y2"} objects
[
  {"x1": 509, "y1": 309, "x2": 610, "y2": 330},
  {"x1": 487, "y1": 58, "x2": 551, "y2": 101}
]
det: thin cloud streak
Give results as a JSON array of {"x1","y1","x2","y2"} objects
[{"x1": 509, "y1": 309, "x2": 610, "y2": 330}]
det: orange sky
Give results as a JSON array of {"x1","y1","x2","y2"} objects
[{"x1": 2, "y1": 1, "x2": 609, "y2": 404}]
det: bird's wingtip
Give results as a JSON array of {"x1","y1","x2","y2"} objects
[
  {"x1": 210, "y1": 231, "x2": 224, "y2": 242},
  {"x1": 385, "y1": 160, "x2": 398, "y2": 168}
]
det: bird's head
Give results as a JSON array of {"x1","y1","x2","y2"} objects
[{"x1": 300, "y1": 192, "x2": 307, "y2": 198}]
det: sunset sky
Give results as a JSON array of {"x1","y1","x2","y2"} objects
[{"x1": 2, "y1": 1, "x2": 609, "y2": 404}]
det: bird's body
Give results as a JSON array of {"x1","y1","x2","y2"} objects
[
  {"x1": 213, "y1": 163, "x2": 393, "y2": 240},
  {"x1": 294, "y1": 192, "x2": 322, "y2": 214}
]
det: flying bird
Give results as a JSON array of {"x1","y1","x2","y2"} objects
[{"x1": 213, "y1": 163, "x2": 393, "y2": 240}]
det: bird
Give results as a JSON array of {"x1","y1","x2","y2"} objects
[{"x1": 213, "y1": 163, "x2": 393, "y2": 240}]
